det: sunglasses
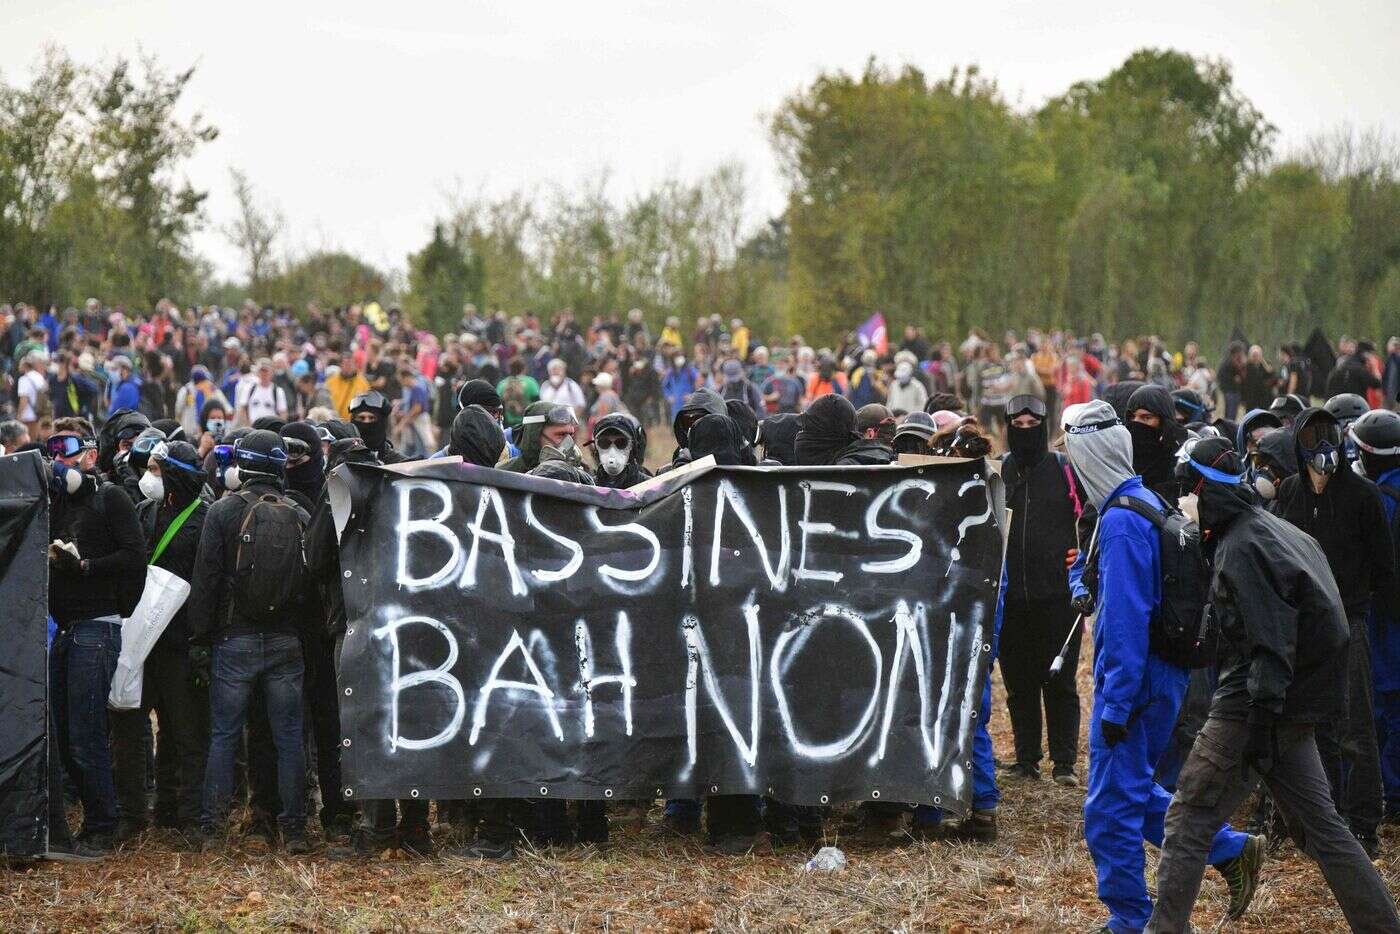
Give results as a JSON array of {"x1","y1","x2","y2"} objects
[
  {"x1": 595, "y1": 433, "x2": 632, "y2": 452},
  {"x1": 46, "y1": 434, "x2": 96, "y2": 458}
]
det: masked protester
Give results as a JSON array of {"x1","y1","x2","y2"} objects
[
  {"x1": 1245, "y1": 428, "x2": 1295, "y2": 504},
  {"x1": 1353, "y1": 410, "x2": 1400, "y2": 823},
  {"x1": 43, "y1": 418, "x2": 147, "y2": 859},
  {"x1": 725, "y1": 399, "x2": 761, "y2": 465},
  {"x1": 1170, "y1": 389, "x2": 1211, "y2": 427},
  {"x1": 110, "y1": 440, "x2": 209, "y2": 846},
  {"x1": 1272, "y1": 407, "x2": 1400, "y2": 857},
  {"x1": 931, "y1": 417, "x2": 993, "y2": 459},
  {"x1": 280, "y1": 421, "x2": 326, "y2": 509},
  {"x1": 503, "y1": 401, "x2": 581, "y2": 473},
  {"x1": 1149, "y1": 439, "x2": 1399, "y2": 933},
  {"x1": 348, "y1": 390, "x2": 404, "y2": 464},
  {"x1": 1325, "y1": 392, "x2": 1371, "y2": 463},
  {"x1": 1125, "y1": 385, "x2": 1189, "y2": 505},
  {"x1": 668, "y1": 387, "x2": 727, "y2": 468},
  {"x1": 997, "y1": 394, "x2": 1087, "y2": 785},
  {"x1": 1234, "y1": 409, "x2": 1282, "y2": 459},
  {"x1": 688, "y1": 413, "x2": 748, "y2": 466},
  {"x1": 795, "y1": 394, "x2": 894, "y2": 465},
  {"x1": 100, "y1": 410, "x2": 154, "y2": 502},
  {"x1": 1062, "y1": 402, "x2": 1255, "y2": 933},
  {"x1": 1102, "y1": 380, "x2": 1144, "y2": 422},
  {"x1": 448, "y1": 404, "x2": 507, "y2": 468},
  {"x1": 1268, "y1": 393, "x2": 1307, "y2": 430},
  {"x1": 590, "y1": 412, "x2": 649, "y2": 489},
  {"x1": 756, "y1": 413, "x2": 800, "y2": 466},
  {"x1": 893, "y1": 412, "x2": 937, "y2": 457},
  {"x1": 188, "y1": 430, "x2": 312, "y2": 854},
  {"x1": 856, "y1": 403, "x2": 897, "y2": 449}
]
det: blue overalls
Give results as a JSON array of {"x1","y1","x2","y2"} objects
[
  {"x1": 1369, "y1": 466, "x2": 1400, "y2": 817},
  {"x1": 1084, "y1": 477, "x2": 1247, "y2": 934}
]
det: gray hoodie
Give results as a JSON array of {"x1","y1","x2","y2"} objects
[{"x1": 1063, "y1": 399, "x2": 1135, "y2": 509}]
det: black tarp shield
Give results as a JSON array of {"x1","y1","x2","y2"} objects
[
  {"x1": 333, "y1": 456, "x2": 1004, "y2": 816},
  {"x1": 0, "y1": 451, "x2": 49, "y2": 857}
]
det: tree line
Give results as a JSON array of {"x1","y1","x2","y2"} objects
[{"x1": 3, "y1": 47, "x2": 1397, "y2": 351}]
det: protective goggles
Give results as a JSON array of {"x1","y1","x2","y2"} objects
[
  {"x1": 1296, "y1": 420, "x2": 1341, "y2": 451},
  {"x1": 148, "y1": 441, "x2": 200, "y2": 474},
  {"x1": 234, "y1": 443, "x2": 289, "y2": 469},
  {"x1": 131, "y1": 434, "x2": 165, "y2": 456},
  {"x1": 46, "y1": 434, "x2": 96, "y2": 458},
  {"x1": 521, "y1": 405, "x2": 578, "y2": 428},
  {"x1": 314, "y1": 425, "x2": 335, "y2": 443},
  {"x1": 1173, "y1": 396, "x2": 1206, "y2": 419},
  {"x1": 213, "y1": 444, "x2": 237, "y2": 469},
  {"x1": 350, "y1": 390, "x2": 388, "y2": 413},
  {"x1": 1005, "y1": 395, "x2": 1047, "y2": 420},
  {"x1": 1174, "y1": 436, "x2": 1246, "y2": 485}
]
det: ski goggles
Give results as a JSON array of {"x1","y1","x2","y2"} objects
[
  {"x1": 350, "y1": 390, "x2": 389, "y2": 413},
  {"x1": 46, "y1": 434, "x2": 96, "y2": 458},
  {"x1": 234, "y1": 442, "x2": 289, "y2": 469},
  {"x1": 521, "y1": 405, "x2": 578, "y2": 428},
  {"x1": 148, "y1": 441, "x2": 200, "y2": 474},
  {"x1": 1175, "y1": 436, "x2": 1246, "y2": 485},
  {"x1": 1297, "y1": 419, "x2": 1341, "y2": 451},
  {"x1": 283, "y1": 437, "x2": 312, "y2": 464},
  {"x1": 1005, "y1": 395, "x2": 1046, "y2": 420},
  {"x1": 131, "y1": 433, "x2": 164, "y2": 457},
  {"x1": 594, "y1": 430, "x2": 632, "y2": 452},
  {"x1": 1173, "y1": 396, "x2": 1207, "y2": 419},
  {"x1": 213, "y1": 444, "x2": 237, "y2": 470}
]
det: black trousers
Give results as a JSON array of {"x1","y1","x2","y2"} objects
[
  {"x1": 998, "y1": 596, "x2": 1081, "y2": 769},
  {"x1": 111, "y1": 641, "x2": 210, "y2": 829}
]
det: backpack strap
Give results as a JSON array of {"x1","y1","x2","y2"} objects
[
  {"x1": 1054, "y1": 452, "x2": 1084, "y2": 519},
  {"x1": 1105, "y1": 493, "x2": 1171, "y2": 529}
]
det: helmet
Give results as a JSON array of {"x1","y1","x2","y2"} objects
[
  {"x1": 1268, "y1": 393, "x2": 1307, "y2": 422},
  {"x1": 233, "y1": 429, "x2": 288, "y2": 478},
  {"x1": 1324, "y1": 393, "x2": 1370, "y2": 425},
  {"x1": 1351, "y1": 408, "x2": 1400, "y2": 479}
]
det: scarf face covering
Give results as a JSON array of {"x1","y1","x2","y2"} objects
[{"x1": 795, "y1": 394, "x2": 860, "y2": 466}]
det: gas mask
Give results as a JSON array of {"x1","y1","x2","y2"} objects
[
  {"x1": 1298, "y1": 419, "x2": 1342, "y2": 477},
  {"x1": 224, "y1": 466, "x2": 244, "y2": 491},
  {"x1": 1246, "y1": 456, "x2": 1281, "y2": 501},
  {"x1": 139, "y1": 472, "x2": 164, "y2": 502}
]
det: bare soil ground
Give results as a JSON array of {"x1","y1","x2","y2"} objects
[{"x1": 5, "y1": 647, "x2": 1395, "y2": 933}]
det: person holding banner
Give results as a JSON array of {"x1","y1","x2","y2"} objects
[
  {"x1": 45, "y1": 417, "x2": 147, "y2": 858},
  {"x1": 109, "y1": 440, "x2": 209, "y2": 845}
]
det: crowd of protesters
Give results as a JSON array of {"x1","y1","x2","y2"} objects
[{"x1": 6, "y1": 293, "x2": 1400, "y2": 930}]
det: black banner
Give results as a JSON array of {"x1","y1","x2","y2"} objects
[
  {"x1": 333, "y1": 458, "x2": 1003, "y2": 813},
  {"x1": 0, "y1": 451, "x2": 50, "y2": 857}
]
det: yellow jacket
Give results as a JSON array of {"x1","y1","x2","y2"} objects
[{"x1": 326, "y1": 371, "x2": 370, "y2": 419}]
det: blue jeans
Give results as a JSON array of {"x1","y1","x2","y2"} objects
[
  {"x1": 914, "y1": 674, "x2": 999, "y2": 825},
  {"x1": 51, "y1": 618, "x2": 122, "y2": 837},
  {"x1": 201, "y1": 633, "x2": 306, "y2": 833}
]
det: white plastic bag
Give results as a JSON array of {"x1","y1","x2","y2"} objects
[{"x1": 108, "y1": 565, "x2": 190, "y2": 709}]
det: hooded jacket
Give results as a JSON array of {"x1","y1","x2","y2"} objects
[
  {"x1": 135, "y1": 440, "x2": 210, "y2": 650},
  {"x1": 757, "y1": 413, "x2": 800, "y2": 466},
  {"x1": 49, "y1": 471, "x2": 147, "y2": 626},
  {"x1": 448, "y1": 405, "x2": 507, "y2": 468},
  {"x1": 1272, "y1": 407, "x2": 1400, "y2": 618},
  {"x1": 281, "y1": 420, "x2": 327, "y2": 508},
  {"x1": 1002, "y1": 419, "x2": 1085, "y2": 603},
  {"x1": 500, "y1": 400, "x2": 557, "y2": 473},
  {"x1": 530, "y1": 439, "x2": 596, "y2": 484},
  {"x1": 1235, "y1": 408, "x2": 1282, "y2": 457},
  {"x1": 99, "y1": 408, "x2": 152, "y2": 495},
  {"x1": 795, "y1": 394, "x2": 893, "y2": 466},
  {"x1": 1202, "y1": 476, "x2": 1348, "y2": 723},
  {"x1": 591, "y1": 412, "x2": 651, "y2": 489},
  {"x1": 307, "y1": 439, "x2": 379, "y2": 638},
  {"x1": 669, "y1": 388, "x2": 727, "y2": 467},
  {"x1": 1125, "y1": 384, "x2": 1187, "y2": 505},
  {"x1": 688, "y1": 413, "x2": 748, "y2": 466}
]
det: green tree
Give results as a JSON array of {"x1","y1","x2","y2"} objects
[{"x1": 405, "y1": 222, "x2": 484, "y2": 335}]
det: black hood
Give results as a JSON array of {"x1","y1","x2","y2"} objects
[
  {"x1": 1182, "y1": 440, "x2": 1256, "y2": 536},
  {"x1": 1102, "y1": 380, "x2": 1144, "y2": 421},
  {"x1": 795, "y1": 394, "x2": 861, "y2": 466},
  {"x1": 449, "y1": 405, "x2": 506, "y2": 468},
  {"x1": 1292, "y1": 407, "x2": 1341, "y2": 476},
  {"x1": 457, "y1": 378, "x2": 503, "y2": 413},
  {"x1": 591, "y1": 412, "x2": 650, "y2": 489},
  {"x1": 689, "y1": 414, "x2": 746, "y2": 466},
  {"x1": 672, "y1": 388, "x2": 727, "y2": 449},
  {"x1": 282, "y1": 420, "x2": 326, "y2": 503},
  {"x1": 1254, "y1": 428, "x2": 1297, "y2": 480},
  {"x1": 726, "y1": 399, "x2": 760, "y2": 451},
  {"x1": 758, "y1": 414, "x2": 801, "y2": 466},
  {"x1": 99, "y1": 409, "x2": 151, "y2": 474},
  {"x1": 1126, "y1": 384, "x2": 1187, "y2": 496},
  {"x1": 1236, "y1": 408, "x2": 1283, "y2": 455},
  {"x1": 327, "y1": 437, "x2": 375, "y2": 473},
  {"x1": 154, "y1": 440, "x2": 205, "y2": 508},
  {"x1": 349, "y1": 392, "x2": 392, "y2": 455},
  {"x1": 322, "y1": 419, "x2": 359, "y2": 442}
]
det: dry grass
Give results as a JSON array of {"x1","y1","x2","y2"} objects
[{"x1": 5, "y1": 649, "x2": 1394, "y2": 933}]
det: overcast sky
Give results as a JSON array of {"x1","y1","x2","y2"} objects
[{"x1": 6, "y1": 0, "x2": 1399, "y2": 282}]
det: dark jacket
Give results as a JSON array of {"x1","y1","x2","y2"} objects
[
  {"x1": 591, "y1": 412, "x2": 651, "y2": 489},
  {"x1": 833, "y1": 438, "x2": 895, "y2": 466},
  {"x1": 1326, "y1": 354, "x2": 1381, "y2": 399},
  {"x1": 187, "y1": 477, "x2": 310, "y2": 645},
  {"x1": 1206, "y1": 482, "x2": 1348, "y2": 723},
  {"x1": 500, "y1": 400, "x2": 561, "y2": 473},
  {"x1": 136, "y1": 495, "x2": 209, "y2": 649},
  {"x1": 1002, "y1": 449, "x2": 1084, "y2": 604},
  {"x1": 48, "y1": 477, "x2": 146, "y2": 625},
  {"x1": 669, "y1": 388, "x2": 728, "y2": 468},
  {"x1": 306, "y1": 444, "x2": 380, "y2": 638},
  {"x1": 1271, "y1": 408, "x2": 1400, "y2": 617}
]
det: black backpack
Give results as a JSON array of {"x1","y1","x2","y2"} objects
[
  {"x1": 1091, "y1": 493, "x2": 1216, "y2": 669},
  {"x1": 228, "y1": 490, "x2": 306, "y2": 625}
]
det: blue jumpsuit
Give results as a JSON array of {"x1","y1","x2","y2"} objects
[
  {"x1": 1369, "y1": 466, "x2": 1400, "y2": 817},
  {"x1": 1085, "y1": 477, "x2": 1247, "y2": 934}
]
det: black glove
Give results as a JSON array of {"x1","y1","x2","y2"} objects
[
  {"x1": 1100, "y1": 718, "x2": 1128, "y2": 748},
  {"x1": 1071, "y1": 592, "x2": 1095, "y2": 617},
  {"x1": 49, "y1": 544, "x2": 82, "y2": 575},
  {"x1": 1243, "y1": 708, "x2": 1278, "y2": 775},
  {"x1": 189, "y1": 646, "x2": 212, "y2": 691}
]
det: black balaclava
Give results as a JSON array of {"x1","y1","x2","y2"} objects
[
  {"x1": 350, "y1": 392, "x2": 392, "y2": 455},
  {"x1": 1007, "y1": 416, "x2": 1048, "y2": 468},
  {"x1": 281, "y1": 420, "x2": 326, "y2": 503},
  {"x1": 795, "y1": 394, "x2": 860, "y2": 466},
  {"x1": 457, "y1": 378, "x2": 504, "y2": 416},
  {"x1": 151, "y1": 418, "x2": 186, "y2": 444},
  {"x1": 689, "y1": 414, "x2": 746, "y2": 466},
  {"x1": 153, "y1": 440, "x2": 204, "y2": 509},
  {"x1": 726, "y1": 399, "x2": 760, "y2": 449},
  {"x1": 757, "y1": 413, "x2": 800, "y2": 466},
  {"x1": 1125, "y1": 384, "x2": 1186, "y2": 497},
  {"x1": 251, "y1": 415, "x2": 286, "y2": 433},
  {"x1": 1103, "y1": 380, "x2": 1144, "y2": 422},
  {"x1": 449, "y1": 404, "x2": 507, "y2": 468},
  {"x1": 327, "y1": 437, "x2": 375, "y2": 473},
  {"x1": 322, "y1": 419, "x2": 360, "y2": 442}
]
